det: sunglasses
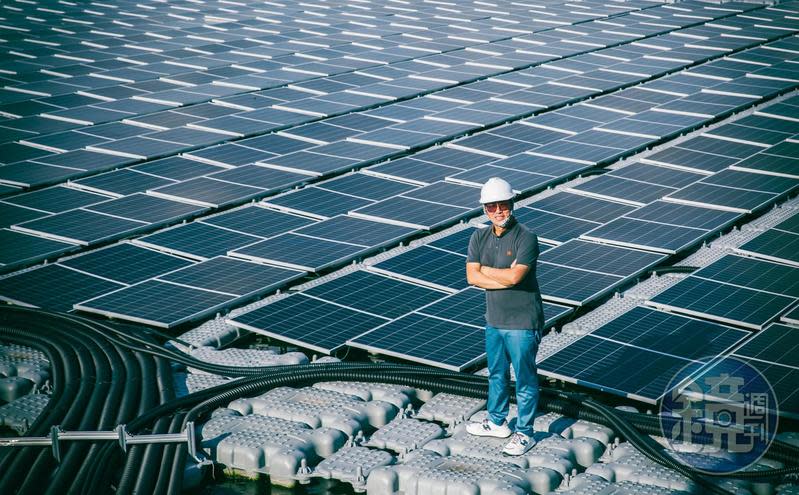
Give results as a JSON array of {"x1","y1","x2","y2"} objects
[{"x1": 484, "y1": 201, "x2": 512, "y2": 213}]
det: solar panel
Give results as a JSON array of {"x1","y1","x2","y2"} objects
[
  {"x1": 317, "y1": 173, "x2": 417, "y2": 201},
  {"x1": 537, "y1": 262, "x2": 623, "y2": 306},
  {"x1": 158, "y1": 256, "x2": 304, "y2": 298},
  {"x1": 350, "y1": 196, "x2": 470, "y2": 230},
  {"x1": 0, "y1": 203, "x2": 48, "y2": 228},
  {"x1": 608, "y1": 163, "x2": 704, "y2": 189},
  {"x1": 693, "y1": 255, "x2": 799, "y2": 298},
  {"x1": 293, "y1": 215, "x2": 416, "y2": 248},
  {"x1": 641, "y1": 147, "x2": 738, "y2": 173},
  {"x1": 263, "y1": 187, "x2": 373, "y2": 219},
  {"x1": 72, "y1": 169, "x2": 176, "y2": 197},
  {"x1": 446, "y1": 165, "x2": 555, "y2": 192},
  {"x1": 365, "y1": 158, "x2": 463, "y2": 185},
  {"x1": 4, "y1": 185, "x2": 113, "y2": 214},
  {"x1": 228, "y1": 293, "x2": 389, "y2": 354},
  {"x1": 367, "y1": 246, "x2": 467, "y2": 292},
  {"x1": 86, "y1": 193, "x2": 207, "y2": 224},
  {"x1": 581, "y1": 217, "x2": 718, "y2": 254},
  {"x1": 774, "y1": 215, "x2": 799, "y2": 235},
  {"x1": 569, "y1": 175, "x2": 677, "y2": 206},
  {"x1": 735, "y1": 229, "x2": 799, "y2": 268},
  {"x1": 700, "y1": 169, "x2": 799, "y2": 195},
  {"x1": 666, "y1": 181, "x2": 780, "y2": 214},
  {"x1": 148, "y1": 177, "x2": 265, "y2": 208},
  {"x1": 0, "y1": 264, "x2": 123, "y2": 312},
  {"x1": 677, "y1": 136, "x2": 763, "y2": 159},
  {"x1": 347, "y1": 313, "x2": 486, "y2": 371},
  {"x1": 74, "y1": 280, "x2": 235, "y2": 329},
  {"x1": 540, "y1": 335, "x2": 694, "y2": 403},
  {"x1": 13, "y1": 209, "x2": 149, "y2": 246},
  {"x1": 416, "y1": 286, "x2": 573, "y2": 328},
  {"x1": 730, "y1": 153, "x2": 799, "y2": 179},
  {"x1": 402, "y1": 181, "x2": 481, "y2": 209},
  {"x1": 782, "y1": 305, "x2": 799, "y2": 326},
  {"x1": 427, "y1": 227, "x2": 482, "y2": 256},
  {"x1": 229, "y1": 233, "x2": 365, "y2": 272},
  {"x1": 60, "y1": 243, "x2": 194, "y2": 285},
  {"x1": 490, "y1": 154, "x2": 590, "y2": 178},
  {"x1": 527, "y1": 191, "x2": 635, "y2": 224},
  {"x1": 734, "y1": 323, "x2": 799, "y2": 369},
  {"x1": 135, "y1": 222, "x2": 261, "y2": 261},
  {"x1": 303, "y1": 270, "x2": 447, "y2": 319},
  {"x1": 183, "y1": 143, "x2": 275, "y2": 167},
  {"x1": 200, "y1": 206, "x2": 315, "y2": 238},
  {"x1": 625, "y1": 201, "x2": 741, "y2": 230},
  {"x1": 515, "y1": 208, "x2": 601, "y2": 244},
  {"x1": 647, "y1": 277, "x2": 797, "y2": 331},
  {"x1": 207, "y1": 165, "x2": 310, "y2": 191},
  {"x1": 540, "y1": 240, "x2": 665, "y2": 277},
  {"x1": 260, "y1": 150, "x2": 360, "y2": 176}
]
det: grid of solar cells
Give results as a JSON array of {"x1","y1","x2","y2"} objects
[
  {"x1": 264, "y1": 188, "x2": 373, "y2": 219},
  {"x1": 135, "y1": 222, "x2": 261, "y2": 261},
  {"x1": 3, "y1": 185, "x2": 113, "y2": 214},
  {"x1": 85, "y1": 193, "x2": 207, "y2": 224},
  {"x1": 227, "y1": 294, "x2": 388, "y2": 354},
  {"x1": 527, "y1": 192, "x2": 636, "y2": 224},
  {"x1": 229, "y1": 233, "x2": 365, "y2": 272},
  {"x1": 316, "y1": 173, "x2": 418, "y2": 201},
  {"x1": 734, "y1": 323, "x2": 799, "y2": 369},
  {"x1": 347, "y1": 313, "x2": 486, "y2": 371},
  {"x1": 736, "y1": 229, "x2": 799, "y2": 268},
  {"x1": 368, "y1": 246, "x2": 468, "y2": 292},
  {"x1": 624, "y1": 201, "x2": 742, "y2": 231},
  {"x1": 0, "y1": 264, "x2": 123, "y2": 313},
  {"x1": 537, "y1": 263, "x2": 623, "y2": 306},
  {"x1": 294, "y1": 216, "x2": 417, "y2": 249},
  {"x1": 0, "y1": 229, "x2": 76, "y2": 270},
  {"x1": 582, "y1": 217, "x2": 712, "y2": 255},
  {"x1": 648, "y1": 277, "x2": 797, "y2": 331},
  {"x1": 303, "y1": 270, "x2": 447, "y2": 319},
  {"x1": 199, "y1": 206, "x2": 316, "y2": 238},
  {"x1": 569, "y1": 175, "x2": 677, "y2": 206},
  {"x1": 13, "y1": 209, "x2": 149, "y2": 246},
  {"x1": 158, "y1": 256, "x2": 304, "y2": 298},
  {"x1": 540, "y1": 240, "x2": 665, "y2": 277},
  {"x1": 693, "y1": 255, "x2": 799, "y2": 298},
  {"x1": 149, "y1": 177, "x2": 265, "y2": 209},
  {"x1": 74, "y1": 280, "x2": 235, "y2": 329},
  {"x1": 427, "y1": 227, "x2": 482, "y2": 256},
  {"x1": 351, "y1": 196, "x2": 470, "y2": 230},
  {"x1": 59, "y1": 243, "x2": 194, "y2": 285}
]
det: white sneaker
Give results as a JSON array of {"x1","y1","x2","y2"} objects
[
  {"x1": 502, "y1": 432, "x2": 534, "y2": 456},
  {"x1": 465, "y1": 418, "x2": 512, "y2": 438}
]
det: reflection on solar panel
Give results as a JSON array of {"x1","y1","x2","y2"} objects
[
  {"x1": 427, "y1": 227, "x2": 482, "y2": 256},
  {"x1": 367, "y1": 246, "x2": 467, "y2": 292},
  {"x1": 735, "y1": 323, "x2": 799, "y2": 369},
  {"x1": 60, "y1": 243, "x2": 194, "y2": 285},
  {"x1": 0, "y1": 264, "x2": 123, "y2": 312},
  {"x1": 74, "y1": 280, "x2": 235, "y2": 328},
  {"x1": 348, "y1": 313, "x2": 486, "y2": 371},
  {"x1": 158, "y1": 256, "x2": 304, "y2": 298},
  {"x1": 86, "y1": 193, "x2": 206, "y2": 224},
  {"x1": 569, "y1": 175, "x2": 676, "y2": 206},
  {"x1": 135, "y1": 222, "x2": 261, "y2": 261},
  {"x1": 538, "y1": 262, "x2": 624, "y2": 306},
  {"x1": 228, "y1": 293, "x2": 388, "y2": 354},
  {"x1": 582, "y1": 217, "x2": 712, "y2": 254},
  {"x1": 264, "y1": 187, "x2": 373, "y2": 219},
  {"x1": 736, "y1": 229, "x2": 799, "y2": 267},
  {"x1": 527, "y1": 191, "x2": 635, "y2": 223},
  {"x1": 149, "y1": 177, "x2": 265, "y2": 208},
  {"x1": 13, "y1": 209, "x2": 149, "y2": 246},
  {"x1": 303, "y1": 270, "x2": 447, "y2": 319},
  {"x1": 608, "y1": 163, "x2": 704, "y2": 189},
  {"x1": 539, "y1": 306, "x2": 749, "y2": 403},
  {"x1": 317, "y1": 173, "x2": 417, "y2": 201},
  {"x1": 647, "y1": 277, "x2": 796, "y2": 330},
  {"x1": 200, "y1": 206, "x2": 315, "y2": 238},
  {"x1": 693, "y1": 255, "x2": 799, "y2": 298},
  {"x1": 402, "y1": 181, "x2": 482, "y2": 209},
  {"x1": 541, "y1": 240, "x2": 665, "y2": 277},
  {"x1": 351, "y1": 196, "x2": 470, "y2": 230},
  {"x1": 4, "y1": 185, "x2": 112, "y2": 214},
  {"x1": 229, "y1": 233, "x2": 365, "y2": 272},
  {"x1": 294, "y1": 216, "x2": 416, "y2": 248},
  {"x1": 446, "y1": 165, "x2": 555, "y2": 192},
  {"x1": 625, "y1": 201, "x2": 741, "y2": 230}
]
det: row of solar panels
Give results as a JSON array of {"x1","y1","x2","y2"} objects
[
  {"x1": 2, "y1": 24, "x2": 798, "y2": 274},
  {"x1": 0, "y1": 1, "x2": 785, "y2": 196}
]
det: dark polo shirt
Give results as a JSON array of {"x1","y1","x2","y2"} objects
[{"x1": 467, "y1": 218, "x2": 545, "y2": 330}]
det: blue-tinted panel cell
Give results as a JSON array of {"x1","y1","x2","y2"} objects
[
  {"x1": 137, "y1": 222, "x2": 261, "y2": 260},
  {"x1": 348, "y1": 313, "x2": 485, "y2": 371},
  {"x1": 538, "y1": 263, "x2": 623, "y2": 306},
  {"x1": 649, "y1": 277, "x2": 796, "y2": 330},
  {"x1": 701, "y1": 169, "x2": 799, "y2": 195},
  {"x1": 73, "y1": 169, "x2": 176, "y2": 196},
  {"x1": 131, "y1": 156, "x2": 226, "y2": 181},
  {"x1": 666, "y1": 183, "x2": 776, "y2": 213},
  {"x1": 208, "y1": 165, "x2": 309, "y2": 190},
  {"x1": 447, "y1": 165, "x2": 554, "y2": 192},
  {"x1": 0, "y1": 161, "x2": 82, "y2": 188},
  {"x1": 184, "y1": 143, "x2": 274, "y2": 167},
  {"x1": 370, "y1": 246, "x2": 468, "y2": 291},
  {"x1": 230, "y1": 233, "x2": 364, "y2": 272},
  {"x1": 14, "y1": 209, "x2": 148, "y2": 245},
  {"x1": 4, "y1": 185, "x2": 111, "y2": 214},
  {"x1": 0, "y1": 264, "x2": 122, "y2": 312},
  {"x1": 201, "y1": 206, "x2": 315, "y2": 238},
  {"x1": 86, "y1": 193, "x2": 206, "y2": 224},
  {"x1": 352, "y1": 196, "x2": 469, "y2": 230},
  {"x1": 428, "y1": 227, "x2": 481, "y2": 256},
  {"x1": 0, "y1": 203, "x2": 49, "y2": 227},
  {"x1": 572, "y1": 175, "x2": 676, "y2": 205},
  {"x1": 527, "y1": 191, "x2": 634, "y2": 224},
  {"x1": 367, "y1": 158, "x2": 462, "y2": 185},
  {"x1": 150, "y1": 177, "x2": 265, "y2": 208},
  {"x1": 304, "y1": 270, "x2": 446, "y2": 319},
  {"x1": 295, "y1": 216, "x2": 416, "y2": 248},
  {"x1": 626, "y1": 201, "x2": 741, "y2": 230},
  {"x1": 60, "y1": 243, "x2": 194, "y2": 285},
  {"x1": 582, "y1": 217, "x2": 710, "y2": 254},
  {"x1": 229, "y1": 293, "x2": 388, "y2": 353},
  {"x1": 0, "y1": 229, "x2": 75, "y2": 268},
  {"x1": 609, "y1": 163, "x2": 704, "y2": 189},
  {"x1": 262, "y1": 151, "x2": 358, "y2": 176},
  {"x1": 265, "y1": 187, "x2": 373, "y2": 219},
  {"x1": 318, "y1": 173, "x2": 417, "y2": 201},
  {"x1": 694, "y1": 255, "x2": 799, "y2": 298},
  {"x1": 402, "y1": 181, "x2": 481, "y2": 209},
  {"x1": 159, "y1": 256, "x2": 304, "y2": 297},
  {"x1": 74, "y1": 280, "x2": 235, "y2": 328},
  {"x1": 540, "y1": 240, "x2": 665, "y2": 277},
  {"x1": 515, "y1": 208, "x2": 600, "y2": 244},
  {"x1": 737, "y1": 229, "x2": 799, "y2": 267}
]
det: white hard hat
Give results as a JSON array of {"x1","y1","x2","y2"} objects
[{"x1": 480, "y1": 177, "x2": 514, "y2": 204}]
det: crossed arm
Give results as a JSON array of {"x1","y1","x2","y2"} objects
[{"x1": 466, "y1": 261, "x2": 530, "y2": 289}]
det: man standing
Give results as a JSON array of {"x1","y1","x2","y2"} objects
[{"x1": 465, "y1": 177, "x2": 545, "y2": 456}]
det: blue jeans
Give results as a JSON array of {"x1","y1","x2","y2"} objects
[{"x1": 485, "y1": 325, "x2": 541, "y2": 437}]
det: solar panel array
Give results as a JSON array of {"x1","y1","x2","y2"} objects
[{"x1": 0, "y1": 0, "x2": 798, "y2": 395}]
